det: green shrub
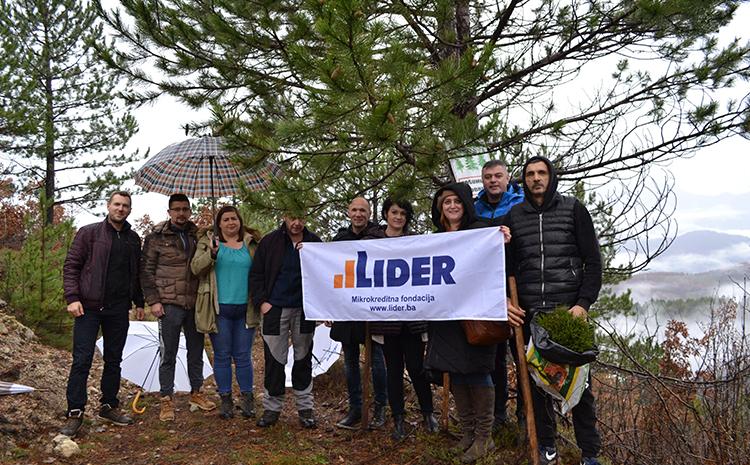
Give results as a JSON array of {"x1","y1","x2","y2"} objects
[{"x1": 536, "y1": 306, "x2": 596, "y2": 353}]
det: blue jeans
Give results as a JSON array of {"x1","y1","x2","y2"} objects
[
  {"x1": 342, "y1": 341, "x2": 387, "y2": 409},
  {"x1": 209, "y1": 304, "x2": 255, "y2": 394}
]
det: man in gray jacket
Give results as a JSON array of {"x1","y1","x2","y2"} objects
[{"x1": 140, "y1": 193, "x2": 215, "y2": 421}]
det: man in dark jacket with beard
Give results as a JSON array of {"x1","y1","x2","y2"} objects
[
  {"x1": 329, "y1": 197, "x2": 388, "y2": 430},
  {"x1": 504, "y1": 156, "x2": 603, "y2": 465},
  {"x1": 60, "y1": 191, "x2": 145, "y2": 437},
  {"x1": 140, "y1": 193, "x2": 215, "y2": 421}
]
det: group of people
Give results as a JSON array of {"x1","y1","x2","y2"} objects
[{"x1": 59, "y1": 155, "x2": 603, "y2": 465}]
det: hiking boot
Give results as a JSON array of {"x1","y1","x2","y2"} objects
[
  {"x1": 60, "y1": 409, "x2": 84, "y2": 437},
  {"x1": 256, "y1": 409, "x2": 280, "y2": 428},
  {"x1": 580, "y1": 457, "x2": 602, "y2": 465},
  {"x1": 335, "y1": 408, "x2": 361, "y2": 430},
  {"x1": 239, "y1": 392, "x2": 255, "y2": 418},
  {"x1": 98, "y1": 404, "x2": 133, "y2": 426},
  {"x1": 219, "y1": 393, "x2": 233, "y2": 419},
  {"x1": 189, "y1": 391, "x2": 216, "y2": 412},
  {"x1": 368, "y1": 403, "x2": 386, "y2": 429},
  {"x1": 298, "y1": 409, "x2": 316, "y2": 429},
  {"x1": 391, "y1": 415, "x2": 406, "y2": 440},
  {"x1": 159, "y1": 396, "x2": 175, "y2": 422},
  {"x1": 461, "y1": 385, "x2": 496, "y2": 463},
  {"x1": 423, "y1": 412, "x2": 439, "y2": 433},
  {"x1": 539, "y1": 446, "x2": 558, "y2": 465},
  {"x1": 451, "y1": 384, "x2": 475, "y2": 454}
]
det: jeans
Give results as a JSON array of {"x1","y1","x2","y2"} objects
[
  {"x1": 66, "y1": 307, "x2": 129, "y2": 412},
  {"x1": 159, "y1": 304, "x2": 205, "y2": 396},
  {"x1": 342, "y1": 341, "x2": 387, "y2": 409},
  {"x1": 209, "y1": 304, "x2": 255, "y2": 394}
]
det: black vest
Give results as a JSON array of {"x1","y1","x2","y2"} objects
[{"x1": 509, "y1": 194, "x2": 583, "y2": 311}]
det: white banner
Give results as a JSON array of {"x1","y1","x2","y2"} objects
[{"x1": 300, "y1": 228, "x2": 507, "y2": 321}]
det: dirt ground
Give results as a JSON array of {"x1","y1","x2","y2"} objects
[{"x1": 0, "y1": 303, "x2": 587, "y2": 465}]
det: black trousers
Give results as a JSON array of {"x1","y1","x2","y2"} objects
[
  {"x1": 490, "y1": 340, "x2": 509, "y2": 421},
  {"x1": 66, "y1": 308, "x2": 129, "y2": 413},
  {"x1": 382, "y1": 332, "x2": 433, "y2": 416}
]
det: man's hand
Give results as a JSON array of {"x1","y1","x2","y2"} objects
[
  {"x1": 568, "y1": 305, "x2": 588, "y2": 319},
  {"x1": 260, "y1": 302, "x2": 273, "y2": 314},
  {"x1": 67, "y1": 301, "x2": 84, "y2": 318},
  {"x1": 150, "y1": 302, "x2": 165, "y2": 318},
  {"x1": 499, "y1": 225, "x2": 512, "y2": 244},
  {"x1": 506, "y1": 301, "x2": 525, "y2": 327},
  {"x1": 134, "y1": 307, "x2": 145, "y2": 320},
  {"x1": 324, "y1": 321, "x2": 332, "y2": 327}
]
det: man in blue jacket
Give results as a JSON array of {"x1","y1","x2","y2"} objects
[{"x1": 473, "y1": 160, "x2": 524, "y2": 431}]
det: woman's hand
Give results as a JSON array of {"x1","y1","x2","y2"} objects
[{"x1": 499, "y1": 225, "x2": 511, "y2": 244}]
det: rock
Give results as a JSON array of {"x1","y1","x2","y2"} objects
[
  {"x1": 0, "y1": 322, "x2": 7, "y2": 335},
  {"x1": 52, "y1": 435, "x2": 80, "y2": 458},
  {"x1": 0, "y1": 299, "x2": 6, "y2": 308},
  {"x1": 94, "y1": 426, "x2": 106, "y2": 433}
]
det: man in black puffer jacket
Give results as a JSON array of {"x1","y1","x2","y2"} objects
[{"x1": 504, "y1": 156, "x2": 603, "y2": 465}]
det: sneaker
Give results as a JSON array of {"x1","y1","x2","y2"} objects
[
  {"x1": 299, "y1": 409, "x2": 317, "y2": 429},
  {"x1": 256, "y1": 409, "x2": 280, "y2": 428},
  {"x1": 59, "y1": 409, "x2": 84, "y2": 437},
  {"x1": 189, "y1": 391, "x2": 216, "y2": 412},
  {"x1": 98, "y1": 404, "x2": 133, "y2": 426},
  {"x1": 423, "y1": 412, "x2": 439, "y2": 433},
  {"x1": 335, "y1": 408, "x2": 361, "y2": 430},
  {"x1": 539, "y1": 446, "x2": 558, "y2": 465},
  {"x1": 159, "y1": 396, "x2": 175, "y2": 422},
  {"x1": 581, "y1": 457, "x2": 602, "y2": 465}
]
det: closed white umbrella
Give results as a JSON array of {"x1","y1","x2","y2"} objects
[{"x1": 0, "y1": 381, "x2": 34, "y2": 395}]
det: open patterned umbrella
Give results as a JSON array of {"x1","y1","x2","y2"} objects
[{"x1": 134, "y1": 135, "x2": 282, "y2": 198}]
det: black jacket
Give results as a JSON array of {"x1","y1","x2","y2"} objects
[
  {"x1": 424, "y1": 183, "x2": 496, "y2": 375},
  {"x1": 329, "y1": 222, "x2": 382, "y2": 345},
  {"x1": 248, "y1": 222, "x2": 322, "y2": 310},
  {"x1": 504, "y1": 156, "x2": 602, "y2": 316}
]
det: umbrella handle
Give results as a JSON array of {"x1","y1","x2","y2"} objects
[{"x1": 132, "y1": 389, "x2": 146, "y2": 414}]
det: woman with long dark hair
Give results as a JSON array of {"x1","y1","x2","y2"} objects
[
  {"x1": 191, "y1": 206, "x2": 261, "y2": 419},
  {"x1": 369, "y1": 197, "x2": 438, "y2": 440}
]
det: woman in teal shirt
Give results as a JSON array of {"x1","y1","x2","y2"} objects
[{"x1": 192, "y1": 206, "x2": 261, "y2": 419}]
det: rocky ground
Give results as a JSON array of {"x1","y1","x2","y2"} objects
[{"x1": 0, "y1": 302, "x2": 591, "y2": 465}]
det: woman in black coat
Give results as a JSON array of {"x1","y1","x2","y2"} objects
[
  {"x1": 368, "y1": 197, "x2": 438, "y2": 440},
  {"x1": 424, "y1": 182, "x2": 511, "y2": 463}
]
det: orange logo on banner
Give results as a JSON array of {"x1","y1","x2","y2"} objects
[{"x1": 333, "y1": 260, "x2": 356, "y2": 288}]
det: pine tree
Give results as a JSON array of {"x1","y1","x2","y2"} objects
[
  {"x1": 0, "y1": 0, "x2": 139, "y2": 225},
  {"x1": 99, "y1": 0, "x2": 749, "y2": 259}
]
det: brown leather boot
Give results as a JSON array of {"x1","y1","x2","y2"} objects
[
  {"x1": 461, "y1": 385, "x2": 497, "y2": 463},
  {"x1": 450, "y1": 384, "x2": 475, "y2": 454},
  {"x1": 159, "y1": 396, "x2": 175, "y2": 422}
]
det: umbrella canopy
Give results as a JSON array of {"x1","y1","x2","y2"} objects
[
  {"x1": 134, "y1": 135, "x2": 282, "y2": 198},
  {"x1": 96, "y1": 321, "x2": 213, "y2": 393},
  {"x1": 284, "y1": 325, "x2": 342, "y2": 388},
  {"x1": 0, "y1": 381, "x2": 34, "y2": 395}
]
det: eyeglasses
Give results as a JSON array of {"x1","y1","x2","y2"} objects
[{"x1": 169, "y1": 207, "x2": 192, "y2": 213}]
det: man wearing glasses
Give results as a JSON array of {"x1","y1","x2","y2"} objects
[{"x1": 141, "y1": 193, "x2": 216, "y2": 421}]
